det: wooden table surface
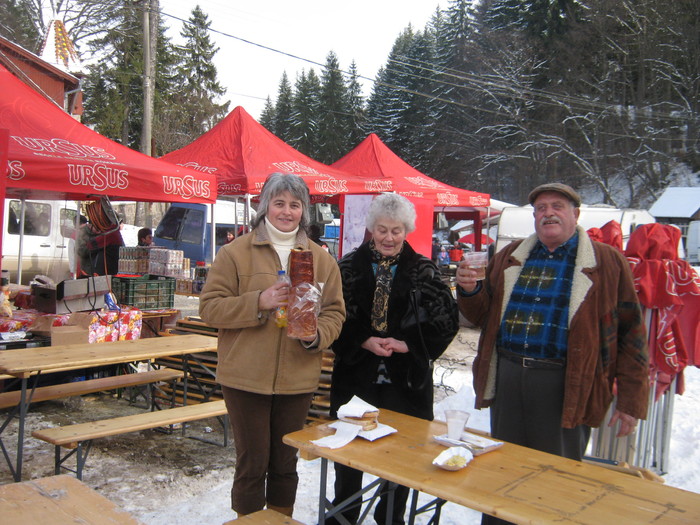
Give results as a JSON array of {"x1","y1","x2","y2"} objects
[
  {"x1": 0, "y1": 333, "x2": 217, "y2": 377},
  {"x1": 284, "y1": 409, "x2": 700, "y2": 525},
  {"x1": 0, "y1": 474, "x2": 142, "y2": 524}
]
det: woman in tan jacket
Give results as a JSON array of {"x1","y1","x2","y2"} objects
[{"x1": 199, "y1": 173, "x2": 345, "y2": 518}]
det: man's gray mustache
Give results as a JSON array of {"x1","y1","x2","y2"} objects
[{"x1": 540, "y1": 216, "x2": 562, "y2": 226}]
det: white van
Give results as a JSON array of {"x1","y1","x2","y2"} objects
[
  {"x1": 495, "y1": 205, "x2": 656, "y2": 253},
  {"x1": 2, "y1": 198, "x2": 80, "y2": 284}
]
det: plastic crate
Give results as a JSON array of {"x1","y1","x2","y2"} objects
[{"x1": 111, "y1": 274, "x2": 175, "y2": 310}]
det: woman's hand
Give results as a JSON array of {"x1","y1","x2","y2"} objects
[
  {"x1": 381, "y1": 337, "x2": 409, "y2": 354},
  {"x1": 362, "y1": 336, "x2": 393, "y2": 357},
  {"x1": 456, "y1": 260, "x2": 478, "y2": 293},
  {"x1": 258, "y1": 280, "x2": 290, "y2": 311},
  {"x1": 361, "y1": 337, "x2": 409, "y2": 357}
]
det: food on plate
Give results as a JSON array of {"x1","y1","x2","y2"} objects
[
  {"x1": 339, "y1": 410, "x2": 379, "y2": 431},
  {"x1": 433, "y1": 446, "x2": 473, "y2": 471},
  {"x1": 445, "y1": 455, "x2": 468, "y2": 468}
]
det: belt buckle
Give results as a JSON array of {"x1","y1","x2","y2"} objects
[{"x1": 522, "y1": 357, "x2": 538, "y2": 368}]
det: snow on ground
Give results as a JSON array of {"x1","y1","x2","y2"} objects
[{"x1": 135, "y1": 358, "x2": 700, "y2": 525}]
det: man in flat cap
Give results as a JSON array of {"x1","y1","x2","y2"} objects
[{"x1": 456, "y1": 183, "x2": 649, "y2": 525}]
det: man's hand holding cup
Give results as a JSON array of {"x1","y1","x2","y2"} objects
[{"x1": 457, "y1": 251, "x2": 488, "y2": 293}]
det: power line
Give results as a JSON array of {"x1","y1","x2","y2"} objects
[
  {"x1": 158, "y1": 7, "x2": 696, "y2": 144},
  {"x1": 72, "y1": 2, "x2": 694, "y2": 147}
]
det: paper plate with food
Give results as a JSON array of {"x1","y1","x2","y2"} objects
[{"x1": 433, "y1": 446, "x2": 473, "y2": 471}]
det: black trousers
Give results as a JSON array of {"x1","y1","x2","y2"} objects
[
  {"x1": 327, "y1": 382, "x2": 420, "y2": 525},
  {"x1": 482, "y1": 357, "x2": 591, "y2": 525}
]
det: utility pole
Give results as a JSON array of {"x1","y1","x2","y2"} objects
[
  {"x1": 141, "y1": 0, "x2": 153, "y2": 156},
  {"x1": 140, "y1": 0, "x2": 157, "y2": 227}
]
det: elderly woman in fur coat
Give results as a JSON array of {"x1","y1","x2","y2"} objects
[{"x1": 328, "y1": 193, "x2": 459, "y2": 525}]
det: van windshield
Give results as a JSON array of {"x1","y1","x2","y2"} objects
[
  {"x1": 7, "y1": 200, "x2": 51, "y2": 237},
  {"x1": 155, "y1": 206, "x2": 187, "y2": 240},
  {"x1": 181, "y1": 209, "x2": 205, "y2": 244}
]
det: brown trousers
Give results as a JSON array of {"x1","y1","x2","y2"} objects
[{"x1": 221, "y1": 386, "x2": 313, "y2": 515}]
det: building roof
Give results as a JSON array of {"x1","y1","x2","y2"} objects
[
  {"x1": 0, "y1": 34, "x2": 79, "y2": 83},
  {"x1": 649, "y1": 187, "x2": 700, "y2": 218},
  {"x1": 39, "y1": 19, "x2": 84, "y2": 75}
]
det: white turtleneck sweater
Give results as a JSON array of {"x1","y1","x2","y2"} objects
[{"x1": 265, "y1": 217, "x2": 298, "y2": 270}]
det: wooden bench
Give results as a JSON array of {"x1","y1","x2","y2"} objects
[
  {"x1": 223, "y1": 508, "x2": 305, "y2": 524},
  {"x1": 32, "y1": 399, "x2": 229, "y2": 479},
  {"x1": 0, "y1": 474, "x2": 140, "y2": 524},
  {"x1": 0, "y1": 367, "x2": 183, "y2": 409}
]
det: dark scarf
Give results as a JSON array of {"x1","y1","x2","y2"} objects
[{"x1": 370, "y1": 239, "x2": 403, "y2": 335}]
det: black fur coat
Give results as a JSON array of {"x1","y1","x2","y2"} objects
[{"x1": 330, "y1": 241, "x2": 459, "y2": 420}]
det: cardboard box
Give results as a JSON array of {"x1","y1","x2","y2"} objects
[
  {"x1": 49, "y1": 325, "x2": 89, "y2": 346},
  {"x1": 32, "y1": 276, "x2": 111, "y2": 314},
  {"x1": 30, "y1": 309, "x2": 140, "y2": 345}
]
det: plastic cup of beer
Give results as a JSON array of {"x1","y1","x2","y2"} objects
[
  {"x1": 445, "y1": 409, "x2": 470, "y2": 440},
  {"x1": 464, "y1": 251, "x2": 488, "y2": 280}
]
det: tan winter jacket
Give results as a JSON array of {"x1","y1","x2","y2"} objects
[
  {"x1": 459, "y1": 226, "x2": 649, "y2": 428},
  {"x1": 199, "y1": 225, "x2": 345, "y2": 395}
]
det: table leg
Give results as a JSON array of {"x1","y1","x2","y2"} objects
[
  {"x1": 318, "y1": 459, "x2": 393, "y2": 525},
  {"x1": 14, "y1": 377, "x2": 28, "y2": 482},
  {"x1": 319, "y1": 457, "x2": 328, "y2": 525},
  {"x1": 408, "y1": 489, "x2": 419, "y2": 525},
  {"x1": 0, "y1": 376, "x2": 34, "y2": 482},
  {"x1": 385, "y1": 481, "x2": 397, "y2": 524},
  {"x1": 181, "y1": 354, "x2": 190, "y2": 437}
]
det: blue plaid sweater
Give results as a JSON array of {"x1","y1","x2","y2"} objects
[{"x1": 498, "y1": 233, "x2": 578, "y2": 359}]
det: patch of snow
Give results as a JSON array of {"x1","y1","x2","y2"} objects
[{"x1": 135, "y1": 365, "x2": 700, "y2": 525}]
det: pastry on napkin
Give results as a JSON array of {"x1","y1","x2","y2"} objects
[{"x1": 336, "y1": 395, "x2": 379, "y2": 430}]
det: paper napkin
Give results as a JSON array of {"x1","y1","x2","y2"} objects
[
  {"x1": 336, "y1": 395, "x2": 378, "y2": 418},
  {"x1": 311, "y1": 422, "x2": 361, "y2": 449}
]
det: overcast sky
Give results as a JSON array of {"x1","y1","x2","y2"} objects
[{"x1": 162, "y1": 1, "x2": 446, "y2": 119}]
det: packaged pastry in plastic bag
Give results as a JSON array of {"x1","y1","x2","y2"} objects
[
  {"x1": 287, "y1": 282, "x2": 321, "y2": 339},
  {"x1": 289, "y1": 249, "x2": 314, "y2": 286}
]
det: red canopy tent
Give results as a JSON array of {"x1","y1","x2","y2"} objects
[
  {"x1": 0, "y1": 64, "x2": 216, "y2": 204},
  {"x1": 331, "y1": 133, "x2": 492, "y2": 253},
  {"x1": 459, "y1": 232, "x2": 494, "y2": 245},
  {"x1": 161, "y1": 106, "x2": 378, "y2": 199},
  {"x1": 331, "y1": 133, "x2": 489, "y2": 208}
]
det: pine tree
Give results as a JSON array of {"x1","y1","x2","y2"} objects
[
  {"x1": 82, "y1": 2, "x2": 145, "y2": 147},
  {"x1": 428, "y1": 0, "x2": 483, "y2": 188},
  {"x1": 0, "y1": 0, "x2": 42, "y2": 50},
  {"x1": 274, "y1": 72, "x2": 293, "y2": 141},
  {"x1": 318, "y1": 51, "x2": 350, "y2": 164},
  {"x1": 366, "y1": 27, "x2": 416, "y2": 143},
  {"x1": 345, "y1": 61, "x2": 367, "y2": 149},
  {"x1": 164, "y1": 5, "x2": 228, "y2": 150},
  {"x1": 289, "y1": 69, "x2": 321, "y2": 157},
  {"x1": 259, "y1": 96, "x2": 276, "y2": 131}
]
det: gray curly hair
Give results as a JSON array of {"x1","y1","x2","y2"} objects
[
  {"x1": 366, "y1": 193, "x2": 416, "y2": 233},
  {"x1": 250, "y1": 173, "x2": 311, "y2": 230}
]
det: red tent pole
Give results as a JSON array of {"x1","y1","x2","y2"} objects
[
  {"x1": 474, "y1": 212, "x2": 482, "y2": 252},
  {"x1": 0, "y1": 129, "x2": 8, "y2": 267}
]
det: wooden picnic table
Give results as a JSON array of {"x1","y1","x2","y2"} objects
[
  {"x1": 284, "y1": 408, "x2": 700, "y2": 524},
  {"x1": 0, "y1": 333, "x2": 217, "y2": 481}
]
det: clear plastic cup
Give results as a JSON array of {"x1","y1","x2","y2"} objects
[
  {"x1": 463, "y1": 251, "x2": 488, "y2": 281},
  {"x1": 445, "y1": 409, "x2": 470, "y2": 440}
]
